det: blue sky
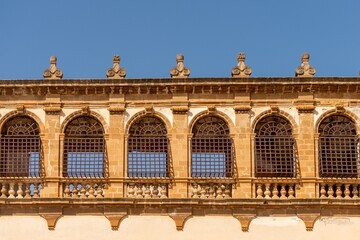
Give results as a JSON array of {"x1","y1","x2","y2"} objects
[{"x1": 0, "y1": 1, "x2": 359, "y2": 79}]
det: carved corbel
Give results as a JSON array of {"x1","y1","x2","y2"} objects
[
  {"x1": 171, "y1": 106, "x2": 189, "y2": 114},
  {"x1": 234, "y1": 105, "x2": 252, "y2": 114},
  {"x1": 270, "y1": 106, "x2": 280, "y2": 114},
  {"x1": 81, "y1": 105, "x2": 90, "y2": 114},
  {"x1": 145, "y1": 106, "x2": 154, "y2": 114},
  {"x1": 207, "y1": 105, "x2": 216, "y2": 114},
  {"x1": 295, "y1": 52, "x2": 316, "y2": 77},
  {"x1": 108, "y1": 105, "x2": 125, "y2": 115},
  {"x1": 296, "y1": 105, "x2": 315, "y2": 114},
  {"x1": 104, "y1": 214, "x2": 128, "y2": 231},
  {"x1": 44, "y1": 104, "x2": 62, "y2": 115},
  {"x1": 297, "y1": 214, "x2": 320, "y2": 231},
  {"x1": 335, "y1": 104, "x2": 345, "y2": 113},
  {"x1": 40, "y1": 214, "x2": 62, "y2": 230},
  {"x1": 170, "y1": 54, "x2": 190, "y2": 78},
  {"x1": 233, "y1": 214, "x2": 256, "y2": 232},
  {"x1": 168, "y1": 208, "x2": 192, "y2": 231},
  {"x1": 43, "y1": 56, "x2": 63, "y2": 80},
  {"x1": 16, "y1": 105, "x2": 25, "y2": 114}
]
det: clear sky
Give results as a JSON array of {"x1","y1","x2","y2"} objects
[{"x1": 1, "y1": 1, "x2": 360, "y2": 79}]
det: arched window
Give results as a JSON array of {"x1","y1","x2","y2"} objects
[
  {"x1": 318, "y1": 115, "x2": 358, "y2": 177},
  {"x1": 191, "y1": 116, "x2": 233, "y2": 178},
  {"x1": 0, "y1": 116, "x2": 42, "y2": 177},
  {"x1": 63, "y1": 116, "x2": 106, "y2": 178},
  {"x1": 255, "y1": 116, "x2": 295, "y2": 177},
  {"x1": 128, "y1": 116, "x2": 170, "y2": 178}
]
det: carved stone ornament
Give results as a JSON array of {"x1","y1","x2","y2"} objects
[
  {"x1": 170, "y1": 54, "x2": 190, "y2": 78},
  {"x1": 231, "y1": 53, "x2": 252, "y2": 78},
  {"x1": 106, "y1": 55, "x2": 126, "y2": 79},
  {"x1": 234, "y1": 105, "x2": 252, "y2": 114},
  {"x1": 43, "y1": 56, "x2": 63, "y2": 79},
  {"x1": 171, "y1": 106, "x2": 189, "y2": 114},
  {"x1": 108, "y1": 105, "x2": 125, "y2": 115},
  {"x1": 295, "y1": 52, "x2": 316, "y2": 77},
  {"x1": 296, "y1": 105, "x2": 315, "y2": 114},
  {"x1": 44, "y1": 106, "x2": 62, "y2": 115}
]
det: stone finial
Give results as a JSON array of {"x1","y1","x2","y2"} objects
[
  {"x1": 295, "y1": 52, "x2": 316, "y2": 77},
  {"x1": 231, "y1": 53, "x2": 252, "y2": 77},
  {"x1": 106, "y1": 55, "x2": 126, "y2": 79},
  {"x1": 43, "y1": 56, "x2": 63, "y2": 79},
  {"x1": 170, "y1": 54, "x2": 190, "y2": 78}
]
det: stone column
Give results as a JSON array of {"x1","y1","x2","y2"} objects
[
  {"x1": 41, "y1": 94, "x2": 61, "y2": 197},
  {"x1": 295, "y1": 96, "x2": 316, "y2": 198},
  {"x1": 233, "y1": 101, "x2": 252, "y2": 198},
  {"x1": 106, "y1": 95, "x2": 125, "y2": 197}
]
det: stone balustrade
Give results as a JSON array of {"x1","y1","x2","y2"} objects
[
  {"x1": 319, "y1": 183, "x2": 360, "y2": 199},
  {"x1": 63, "y1": 182, "x2": 105, "y2": 198},
  {"x1": 256, "y1": 183, "x2": 297, "y2": 199},
  {"x1": 126, "y1": 182, "x2": 168, "y2": 198},
  {"x1": 0, "y1": 181, "x2": 41, "y2": 198},
  {"x1": 190, "y1": 182, "x2": 232, "y2": 199}
]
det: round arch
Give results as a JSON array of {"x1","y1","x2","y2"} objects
[
  {"x1": 188, "y1": 110, "x2": 235, "y2": 135},
  {"x1": 61, "y1": 110, "x2": 108, "y2": 134},
  {"x1": 315, "y1": 108, "x2": 360, "y2": 135},
  {"x1": 251, "y1": 109, "x2": 299, "y2": 136},
  {"x1": 0, "y1": 110, "x2": 45, "y2": 135},
  {"x1": 125, "y1": 110, "x2": 172, "y2": 135}
]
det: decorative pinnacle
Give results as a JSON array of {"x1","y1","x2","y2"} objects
[
  {"x1": 170, "y1": 54, "x2": 190, "y2": 78},
  {"x1": 43, "y1": 56, "x2": 63, "y2": 79},
  {"x1": 295, "y1": 52, "x2": 316, "y2": 77},
  {"x1": 231, "y1": 53, "x2": 252, "y2": 78},
  {"x1": 106, "y1": 55, "x2": 126, "y2": 79}
]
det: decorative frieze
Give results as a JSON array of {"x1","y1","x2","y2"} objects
[
  {"x1": 170, "y1": 54, "x2": 190, "y2": 78},
  {"x1": 43, "y1": 56, "x2": 63, "y2": 80}
]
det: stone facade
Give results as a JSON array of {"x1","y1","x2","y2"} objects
[{"x1": 1, "y1": 60, "x2": 360, "y2": 238}]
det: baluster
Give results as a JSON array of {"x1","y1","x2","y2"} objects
[
  {"x1": 272, "y1": 184, "x2": 279, "y2": 199},
  {"x1": 64, "y1": 184, "x2": 71, "y2": 198},
  {"x1": 160, "y1": 184, "x2": 167, "y2": 199},
  {"x1": 216, "y1": 184, "x2": 223, "y2": 199},
  {"x1": 327, "y1": 184, "x2": 334, "y2": 198},
  {"x1": 96, "y1": 184, "x2": 104, "y2": 198},
  {"x1": 33, "y1": 183, "x2": 40, "y2": 198},
  {"x1": 280, "y1": 184, "x2": 287, "y2": 199},
  {"x1": 208, "y1": 184, "x2": 215, "y2": 199},
  {"x1": 0, "y1": 183, "x2": 7, "y2": 198},
  {"x1": 288, "y1": 184, "x2": 295, "y2": 199},
  {"x1": 344, "y1": 184, "x2": 351, "y2": 199},
  {"x1": 152, "y1": 184, "x2": 159, "y2": 198},
  {"x1": 24, "y1": 184, "x2": 31, "y2": 199},
  {"x1": 8, "y1": 182, "x2": 15, "y2": 198},
  {"x1": 335, "y1": 184, "x2": 342, "y2": 199},
  {"x1": 144, "y1": 184, "x2": 151, "y2": 198},
  {"x1": 79, "y1": 184, "x2": 87, "y2": 198},
  {"x1": 136, "y1": 184, "x2": 144, "y2": 198},
  {"x1": 256, "y1": 184, "x2": 264, "y2": 199},
  {"x1": 264, "y1": 184, "x2": 271, "y2": 199},
  {"x1": 200, "y1": 184, "x2": 207, "y2": 199},
  {"x1": 352, "y1": 184, "x2": 359, "y2": 199},
  {"x1": 72, "y1": 184, "x2": 79, "y2": 198},
  {"x1": 192, "y1": 184, "x2": 199, "y2": 198},
  {"x1": 128, "y1": 183, "x2": 135, "y2": 198},
  {"x1": 319, "y1": 184, "x2": 326, "y2": 198},
  {"x1": 88, "y1": 184, "x2": 95, "y2": 198},
  {"x1": 224, "y1": 184, "x2": 231, "y2": 199},
  {"x1": 16, "y1": 183, "x2": 23, "y2": 198}
]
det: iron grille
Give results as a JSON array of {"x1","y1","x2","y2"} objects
[
  {"x1": 63, "y1": 116, "x2": 106, "y2": 178},
  {"x1": 254, "y1": 116, "x2": 295, "y2": 177},
  {"x1": 128, "y1": 117, "x2": 170, "y2": 178},
  {"x1": 318, "y1": 115, "x2": 359, "y2": 177},
  {"x1": 191, "y1": 116, "x2": 234, "y2": 178},
  {"x1": 0, "y1": 116, "x2": 42, "y2": 178}
]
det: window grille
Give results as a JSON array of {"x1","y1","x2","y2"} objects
[
  {"x1": 63, "y1": 116, "x2": 106, "y2": 178},
  {"x1": 0, "y1": 116, "x2": 42, "y2": 178},
  {"x1": 254, "y1": 116, "x2": 295, "y2": 177},
  {"x1": 318, "y1": 115, "x2": 358, "y2": 177},
  {"x1": 128, "y1": 117, "x2": 170, "y2": 178},
  {"x1": 191, "y1": 116, "x2": 234, "y2": 178}
]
